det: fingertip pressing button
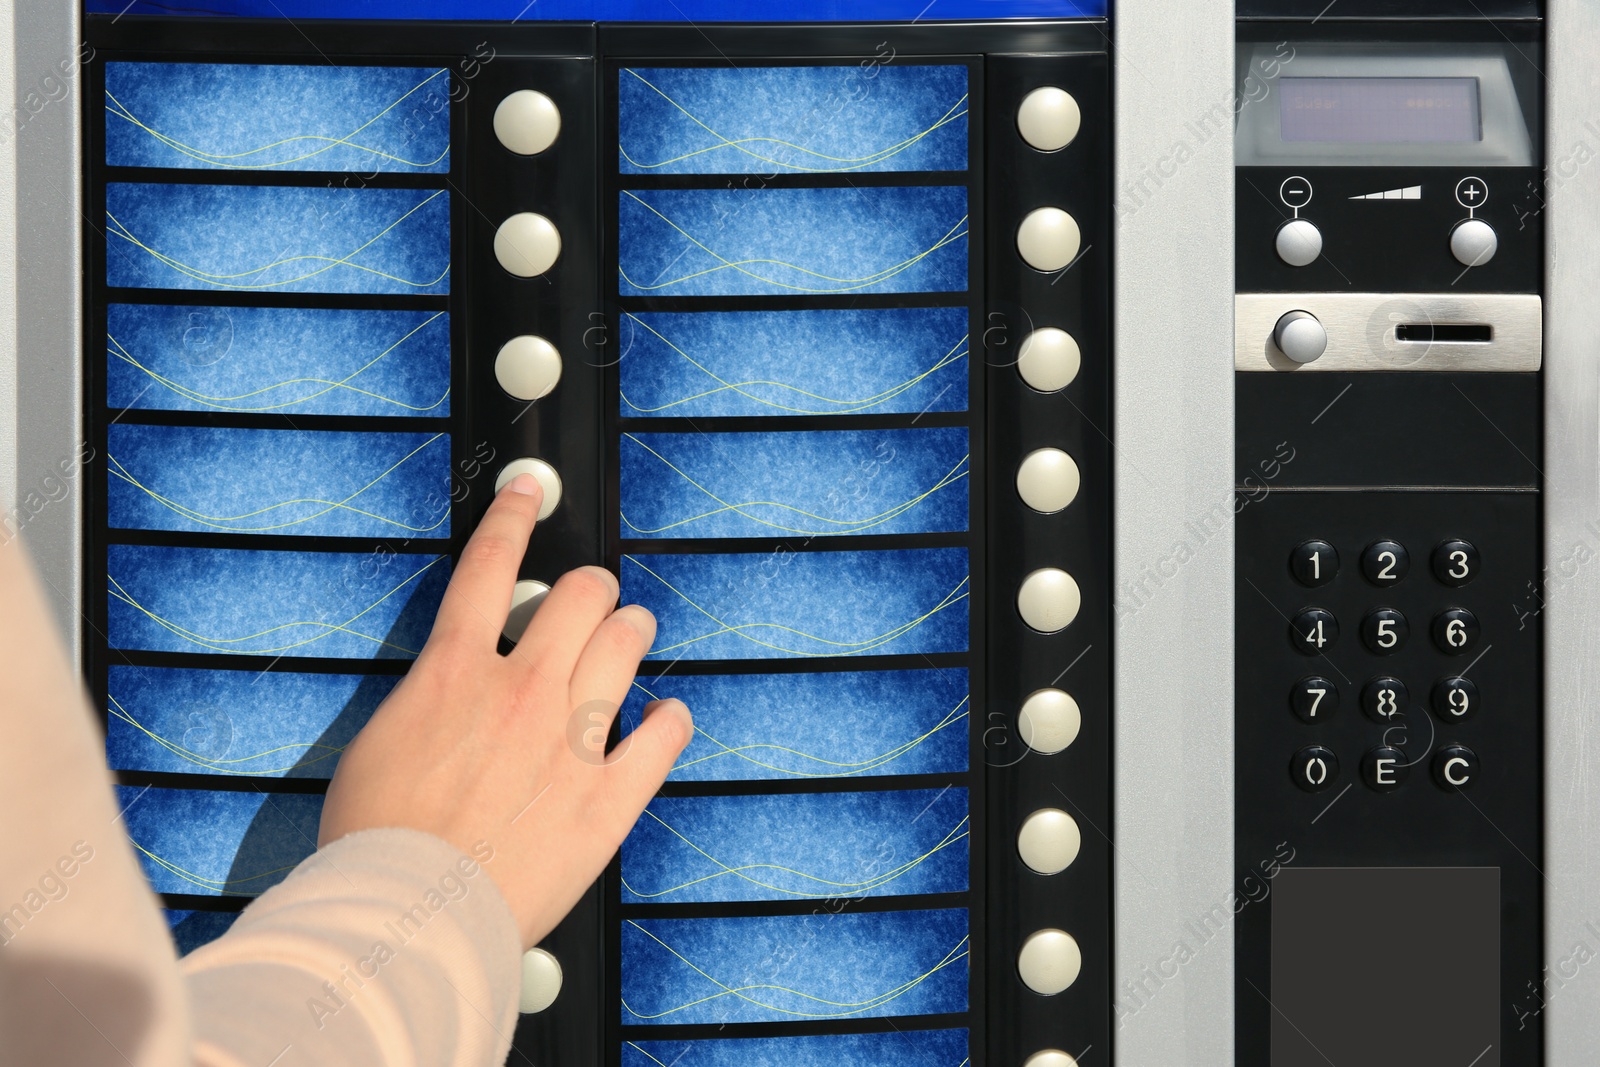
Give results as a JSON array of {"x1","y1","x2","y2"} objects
[
  {"x1": 495, "y1": 212, "x2": 562, "y2": 277},
  {"x1": 1017, "y1": 207, "x2": 1081, "y2": 273},
  {"x1": 494, "y1": 90, "x2": 562, "y2": 156},
  {"x1": 1018, "y1": 688, "x2": 1081, "y2": 754},
  {"x1": 1018, "y1": 808, "x2": 1081, "y2": 875},
  {"x1": 494, "y1": 335, "x2": 563, "y2": 401},
  {"x1": 1018, "y1": 568, "x2": 1081, "y2": 633},
  {"x1": 1016, "y1": 448, "x2": 1080, "y2": 513},
  {"x1": 495, "y1": 458, "x2": 563, "y2": 520},
  {"x1": 1024, "y1": 1052, "x2": 1080, "y2": 1067},
  {"x1": 504, "y1": 580, "x2": 551, "y2": 644},
  {"x1": 1018, "y1": 929, "x2": 1081, "y2": 995},
  {"x1": 1017, "y1": 87, "x2": 1081, "y2": 152},
  {"x1": 519, "y1": 948, "x2": 563, "y2": 1013},
  {"x1": 1017, "y1": 328, "x2": 1081, "y2": 392}
]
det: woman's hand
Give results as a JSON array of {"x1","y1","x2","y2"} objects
[{"x1": 319, "y1": 474, "x2": 691, "y2": 949}]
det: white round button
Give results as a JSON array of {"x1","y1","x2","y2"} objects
[
  {"x1": 1018, "y1": 689, "x2": 1081, "y2": 754},
  {"x1": 1018, "y1": 929, "x2": 1081, "y2": 995},
  {"x1": 1275, "y1": 218, "x2": 1323, "y2": 267},
  {"x1": 495, "y1": 335, "x2": 562, "y2": 401},
  {"x1": 1017, "y1": 568, "x2": 1080, "y2": 633},
  {"x1": 504, "y1": 580, "x2": 551, "y2": 644},
  {"x1": 495, "y1": 213, "x2": 562, "y2": 277},
  {"x1": 1024, "y1": 1052, "x2": 1079, "y2": 1067},
  {"x1": 1273, "y1": 310, "x2": 1328, "y2": 365},
  {"x1": 495, "y1": 90, "x2": 562, "y2": 156},
  {"x1": 1017, "y1": 208, "x2": 1081, "y2": 273},
  {"x1": 1018, "y1": 808, "x2": 1081, "y2": 875},
  {"x1": 1016, "y1": 449, "x2": 1080, "y2": 514},
  {"x1": 1016, "y1": 328, "x2": 1081, "y2": 392},
  {"x1": 495, "y1": 458, "x2": 563, "y2": 520},
  {"x1": 518, "y1": 948, "x2": 563, "y2": 1013},
  {"x1": 1017, "y1": 87, "x2": 1081, "y2": 152},
  {"x1": 1451, "y1": 218, "x2": 1498, "y2": 267}
]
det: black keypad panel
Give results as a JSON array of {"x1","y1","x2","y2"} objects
[{"x1": 1236, "y1": 488, "x2": 1541, "y2": 1066}]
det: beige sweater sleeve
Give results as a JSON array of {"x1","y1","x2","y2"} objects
[{"x1": 0, "y1": 540, "x2": 522, "y2": 1067}]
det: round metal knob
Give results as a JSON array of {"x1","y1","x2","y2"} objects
[
  {"x1": 1273, "y1": 310, "x2": 1327, "y2": 364},
  {"x1": 1450, "y1": 218, "x2": 1498, "y2": 267},
  {"x1": 1275, "y1": 218, "x2": 1323, "y2": 267}
]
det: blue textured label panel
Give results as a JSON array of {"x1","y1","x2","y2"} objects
[
  {"x1": 618, "y1": 308, "x2": 969, "y2": 419},
  {"x1": 622, "y1": 789, "x2": 970, "y2": 903},
  {"x1": 620, "y1": 428, "x2": 969, "y2": 539},
  {"x1": 106, "y1": 184, "x2": 451, "y2": 294},
  {"x1": 621, "y1": 669, "x2": 970, "y2": 782},
  {"x1": 107, "y1": 546, "x2": 449, "y2": 659},
  {"x1": 619, "y1": 65, "x2": 968, "y2": 174},
  {"x1": 117, "y1": 786, "x2": 323, "y2": 897},
  {"x1": 90, "y1": 0, "x2": 1104, "y2": 20},
  {"x1": 620, "y1": 909, "x2": 970, "y2": 1025},
  {"x1": 107, "y1": 665, "x2": 397, "y2": 779},
  {"x1": 624, "y1": 1031, "x2": 972, "y2": 1067},
  {"x1": 619, "y1": 186, "x2": 968, "y2": 297},
  {"x1": 622, "y1": 548, "x2": 971, "y2": 661},
  {"x1": 106, "y1": 62, "x2": 451, "y2": 171},
  {"x1": 106, "y1": 305, "x2": 452, "y2": 417}
]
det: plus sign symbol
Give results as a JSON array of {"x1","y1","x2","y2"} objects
[{"x1": 1455, "y1": 176, "x2": 1490, "y2": 210}]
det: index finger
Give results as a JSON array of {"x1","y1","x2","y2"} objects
[{"x1": 427, "y1": 474, "x2": 544, "y2": 653}]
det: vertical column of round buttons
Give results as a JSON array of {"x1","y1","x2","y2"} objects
[
  {"x1": 1012, "y1": 81, "x2": 1087, "y2": 1061},
  {"x1": 491, "y1": 87, "x2": 568, "y2": 1011}
]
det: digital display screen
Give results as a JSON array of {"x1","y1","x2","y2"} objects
[{"x1": 1279, "y1": 77, "x2": 1482, "y2": 143}]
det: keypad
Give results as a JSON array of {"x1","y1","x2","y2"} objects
[{"x1": 1272, "y1": 533, "x2": 1491, "y2": 793}]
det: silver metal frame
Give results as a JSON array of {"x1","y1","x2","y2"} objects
[
  {"x1": 1112, "y1": 0, "x2": 1237, "y2": 1061},
  {"x1": 10, "y1": 2, "x2": 84, "y2": 659},
  {"x1": 1235, "y1": 292, "x2": 1543, "y2": 372},
  {"x1": 1543, "y1": 0, "x2": 1600, "y2": 1058}
]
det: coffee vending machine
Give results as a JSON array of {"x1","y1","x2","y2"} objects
[{"x1": 5, "y1": 0, "x2": 1600, "y2": 1062}]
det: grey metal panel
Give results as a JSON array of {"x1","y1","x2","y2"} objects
[
  {"x1": 1235, "y1": 292, "x2": 1543, "y2": 372},
  {"x1": 11, "y1": 2, "x2": 83, "y2": 659},
  {"x1": 1, "y1": 10, "x2": 15, "y2": 518},
  {"x1": 1544, "y1": 0, "x2": 1600, "y2": 1060},
  {"x1": 1112, "y1": 0, "x2": 1236, "y2": 1062}
]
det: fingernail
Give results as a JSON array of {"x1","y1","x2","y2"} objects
[{"x1": 506, "y1": 473, "x2": 540, "y2": 496}]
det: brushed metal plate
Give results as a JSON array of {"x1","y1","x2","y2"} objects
[{"x1": 1236, "y1": 292, "x2": 1542, "y2": 372}]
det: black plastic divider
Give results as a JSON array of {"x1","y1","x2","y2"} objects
[{"x1": 985, "y1": 51, "x2": 1113, "y2": 1066}]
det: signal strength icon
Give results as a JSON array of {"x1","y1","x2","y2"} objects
[{"x1": 1350, "y1": 186, "x2": 1422, "y2": 200}]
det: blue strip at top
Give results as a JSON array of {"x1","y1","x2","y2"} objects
[{"x1": 88, "y1": 0, "x2": 1105, "y2": 20}]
